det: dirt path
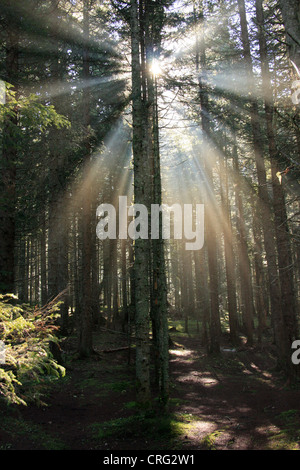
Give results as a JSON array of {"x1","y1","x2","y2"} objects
[
  {"x1": 1, "y1": 331, "x2": 300, "y2": 450},
  {"x1": 168, "y1": 336, "x2": 300, "y2": 450}
]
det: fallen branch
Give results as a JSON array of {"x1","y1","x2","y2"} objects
[{"x1": 101, "y1": 346, "x2": 130, "y2": 354}]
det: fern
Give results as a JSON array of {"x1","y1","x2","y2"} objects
[{"x1": 0, "y1": 295, "x2": 65, "y2": 406}]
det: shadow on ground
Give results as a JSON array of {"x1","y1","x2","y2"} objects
[{"x1": 1, "y1": 329, "x2": 300, "y2": 450}]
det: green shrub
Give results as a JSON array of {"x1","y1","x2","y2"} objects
[{"x1": 0, "y1": 294, "x2": 65, "y2": 406}]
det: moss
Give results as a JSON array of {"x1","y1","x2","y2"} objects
[
  {"x1": 90, "y1": 411, "x2": 199, "y2": 444},
  {"x1": 0, "y1": 415, "x2": 67, "y2": 450},
  {"x1": 267, "y1": 410, "x2": 300, "y2": 450},
  {"x1": 200, "y1": 430, "x2": 224, "y2": 450}
]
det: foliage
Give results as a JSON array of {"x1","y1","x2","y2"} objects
[
  {"x1": 0, "y1": 294, "x2": 65, "y2": 406},
  {"x1": 0, "y1": 83, "x2": 71, "y2": 132},
  {"x1": 90, "y1": 411, "x2": 196, "y2": 442},
  {"x1": 268, "y1": 409, "x2": 300, "y2": 450}
]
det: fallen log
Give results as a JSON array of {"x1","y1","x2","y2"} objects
[{"x1": 100, "y1": 346, "x2": 130, "y2": 353}]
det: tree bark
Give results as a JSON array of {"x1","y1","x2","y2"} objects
[
  {"x1": 232, "y1": 140, "x2": 254, "y2": 345},
  {"x1": 278, "y1": 0, "x2": 300, "y2": 70},
  {"x1": 130, "y1": 0, "x2": 151, "y2": 404},
  {"x1": 78, "y1": 0, "x2": 93, "y2": 357},
  {"x1": 149, "y1": 62, "x2": 169, "y2": 404},
  {"x1": 195, "y1": 2, "x2": 220, "y2": 353},
  {"x1": 219, "y1": 144, "x2": 239, "y2": 345}
]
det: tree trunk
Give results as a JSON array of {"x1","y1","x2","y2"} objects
[
  {"x1": 278, "y1": 0, "x2": 300, "y2": 70},
  {"x1": 47, "y1": 61, "x2": 69, "y2": 334},
  {"x1": 194, "y1": 249, "x2": 209, "y2": 346},
  {"x1": 148, "y1": 59, "x2": 169, "y2": 403},
  {"x1": 219, "y1": 145, "x2": 239, "y2": 345},
  {"x1": 195, "y1": 3, "x2": 221, "y2": 353},
  {"x1": 40, "y1": 210, "x2": 48, "y2": 306},
  {"x1": 130, "y1": 0, "x2": 151, "y2": 404},
  {"x1": 78, "y1": 0, "x2": 94, "y2": 357},
  {"x1": 232, "y1": 140, "x2": 254, "y2": 345},
  {"x1": 252, "y1": 194, "x2": 268, "y2": 342}
]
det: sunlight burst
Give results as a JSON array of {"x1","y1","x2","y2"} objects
[{"x1": 150, "y1": 58, "x2": 162, "y2": 77}]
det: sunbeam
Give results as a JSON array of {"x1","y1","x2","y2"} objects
[
  {"x1": 1, "y1": 0, "x2": 299, "y2": 431},
  {"x1": 29, "y1": 74, "x2": 129, "y2": 102}
]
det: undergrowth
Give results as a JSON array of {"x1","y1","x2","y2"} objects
[
  {"x1": 90, "y1": 410, "x2": 197, "y2": 446},
  {"x1": 268, "y1": 409, "x2": 300, "y2": 450},
  {"x1": 0, "y1": 294, "x2": 65, "y2": 406}
]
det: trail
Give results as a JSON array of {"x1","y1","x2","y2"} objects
[{"x1": 1, "y1": 330, "x2": 300, "y2": 450}]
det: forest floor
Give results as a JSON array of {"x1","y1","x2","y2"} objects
[{"x1": 1, "y1": 322, "x2": 300, "y2": 452}]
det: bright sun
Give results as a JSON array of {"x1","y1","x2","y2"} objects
[{"x1": 150, "y1": 58, "x2": 162, "y2": 76}]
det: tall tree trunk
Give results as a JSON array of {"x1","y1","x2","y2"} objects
[
  {"x1": 47, "y1": 64, "x2": 69, "y2": 332},
  {"x1": 194, "y1": 249, "x2": 209, "y2": 346},
  {"x1": 17, "y1": 237, "x2": 27, "y2": 302},
  {"x1": 232, "y1": 140, "x2": 254, "y2": 345},
  {"x1": 252, "y1": 194, "x2": 268, "y2": 342},
  {"x1": 195, "y1": 3, "x2": 220, "y2": 353},
  {"x1": 149, "y1": 61, "x2": 169, "y2": 403},
  {"x1": 121, "y1": 239, "x2": 128, "y2": 312},
  {"x1": 130, "y1": 0, "x2": 151, "y2": 404},
  {"x1": 40, "y1": 210, "x2": 48, "y2": 306},
  {"x1": 171, "y1": 241, "x2": 181, "y2": 312},
  {"x1": 219, "y1": 145, "x2": 238, "y2": 345},
  {"x1": 181, "y1": 245, "x2": 190, "y2": 334},
  {"x1": 111, "y1": 237, "x2": 119, "y2": 328},
  {"x1": 46, "y1": 0, "x2": 69, "y2": 333},
  {"x1": 78, "y1": 0, "x2": 93, "y2": 357}
]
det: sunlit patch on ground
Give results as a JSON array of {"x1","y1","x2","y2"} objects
[
  {"x1": 169, "y1": 348, "x2": 198, "y2": 365},
  {"x1": 236, "y1": 405, "x2": 253, "y2": 414},
  {"x1": 255, "y1": 424, "x2": 280, "y2": 435},
  {"x1": 169, "y1": 348, "x2": 192, "y2": 357},
  {"x1": 198, "y1": 377, "x2": 219, "y2": 387},
  {"x1": 183, "y1": 419, "x2": 217, "y2": 440}
]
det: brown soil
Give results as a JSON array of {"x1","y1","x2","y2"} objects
[{"x1": 1, "y1": 329, "x2": 300, "y2": 451}]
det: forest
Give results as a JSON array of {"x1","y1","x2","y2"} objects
[{"x1": 0, "y1": 0, "x2": 300, "y2": 454}]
